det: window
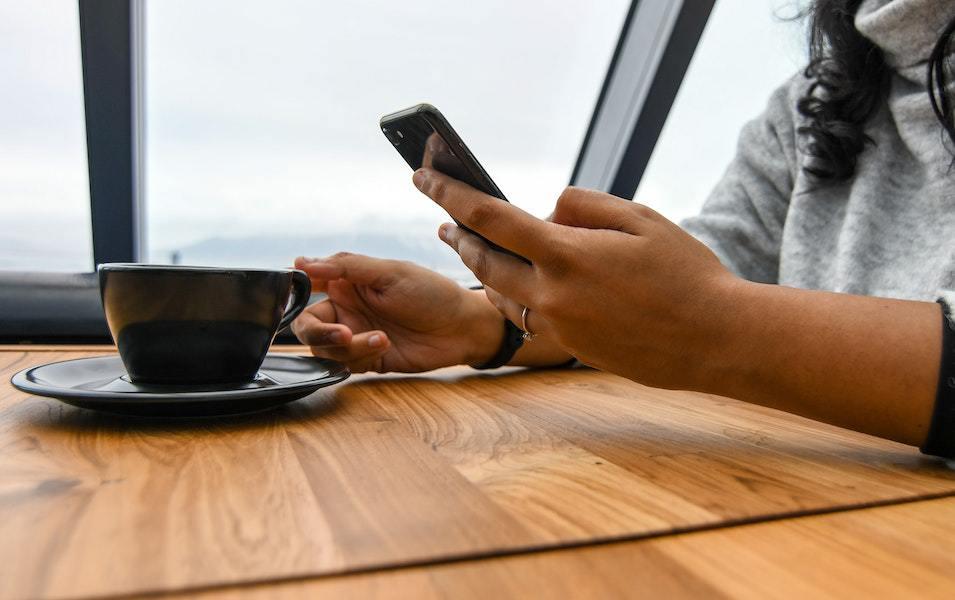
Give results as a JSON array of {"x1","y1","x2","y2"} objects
[
  {"x1": 144, "y1": 0, "x2": 630, "y2": 281},
  {"x1": 0, "y1": 2, "x2": 92, "y2": 272},
  {"x1": 635, "y1": 0, "x2": 805, "y2": 223},
  {"x1": 2, "y1": 0, "x2": 716, "y2": 340}
]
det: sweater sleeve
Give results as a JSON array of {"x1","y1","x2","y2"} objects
[
  {"x1": 679, "y1": 76, "x2": 803, "y2": 284},
  {"x1": 920, "y1": 294, "x2": 955, "y2": 459}
]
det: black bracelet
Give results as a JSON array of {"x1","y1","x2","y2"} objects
[
  {"x1": 472, "y1": 318, "x2": 526, "y2": 370},
  {"x1": 920, "y1": 300, "x2": 955, "y2": 458},
  {"x1": 468, "y1": 284, "x2": 525, "y2": 370}
]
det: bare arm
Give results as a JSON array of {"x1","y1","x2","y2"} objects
[{"x1": 699, "y1": 281, "x2": 940, "y2": 446}]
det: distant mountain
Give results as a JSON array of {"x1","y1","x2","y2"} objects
[{"x1": 164, "y1": 232, "x2": 477, "y2": 283}]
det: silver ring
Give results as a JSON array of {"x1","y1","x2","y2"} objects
[{"x1": 521, "y1": 306, "x2": 536, "y2": 341}]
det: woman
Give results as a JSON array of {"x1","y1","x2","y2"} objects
[{"x1": 292, "y1": 0, "x2": 955, "y2": 456}]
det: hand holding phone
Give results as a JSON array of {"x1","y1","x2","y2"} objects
[{"x1": 380, "y1": 103, "x2": 530, "y2": 264}]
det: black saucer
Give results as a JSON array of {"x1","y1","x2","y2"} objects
[{"x1": 11, "y1": 354, "x2": 349, "y2": 417}]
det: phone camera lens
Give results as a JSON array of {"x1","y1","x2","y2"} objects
[{"x1": 383, "y1": 127, "x2": 401, "y2": 145}]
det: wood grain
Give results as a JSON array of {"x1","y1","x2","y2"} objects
[
  {"x1": 3, "y1": 349, "x2": 955, "y2": 599},
  {"x1": 178, "y1": 497, "x2": 955, "y2": 600}
]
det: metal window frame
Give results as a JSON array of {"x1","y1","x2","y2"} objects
[
  {"x1": 80, "y1": 0, "x2": 144, "y2": 267},
  {"x1": 572, "y1": 0, "x2": 715, "y2": 198},
  {"x1": 0, "y1": 0, "x2": 714, "y2": 344}
]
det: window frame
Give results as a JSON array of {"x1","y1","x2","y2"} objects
[
  {"x1": 81, "y1": 0, "x2": 144, "y2": 267},
  {"x1": 572, "y1": 0, "x2": 715, "y2": 198},
  {"x1": 0, "y1": 0, "x2": 713, "y2": 344}
]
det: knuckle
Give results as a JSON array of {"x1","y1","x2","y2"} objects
[
  {"x1": 462, "y1": 245, "x2": 490, "y2": 281},
  {"x1": 538, "y1": 228, "x2": 574, "y2": 274},
  {"x1": 630, "y1": 202, "x2": 655, "y2": 219},
  {"x1": 330, "y1": 251, "x2": 354, "y2": 261},
  {"x1": 534, "y1": 290, "x2": 562, "y2": 316},
  {"x1": 556, "y1": 186, "x2": 580, "y2": 209},
  {"x1": 292, "y1": 323, "x2": 314, "y2": 344},
  {"x1": 299, "y1": 328, "x2": 321, "y2": 346},
  {"x1": 428, "y1": 177, "x2": 447, "y2": 202},
  {"x1": 301, "y1": 303, "x2": 322, "y2": 322},
  {"x1": 465, "y1": 201, "x2": 496, "y2": 230},
  {"x1": 550, "y1": 189, "x2": 583, "y2": 226},
  {"x1": 461, "y1": 245, "x2": 488, "y2": 281}
]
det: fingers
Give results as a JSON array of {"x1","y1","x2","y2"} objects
[
  {"x1": 413, "y1": 167, "x2": 556, "y2": 262},
  {"x1": 294, "y1": 257, "x2": 329, "y2": 292},
  {"x1": 292, "y1": 302, "x2": 391, "y2": 372},
  {"x1": 439, "y1": 223, "x2": 538, "y2": 309},
  {"x1": 290, "y1": 306, "x2": 353, "y2": 347},
  {"x1": 550, "y1": 186, "x2": 655, "y2": 234},
  {"x1": 295, "y1": 253, "x2": 400, "y2": 290},
  {"x1": 290, "y1": 292, "x2": 392, "y2": 373},
  {"x1": 307, "y1": 331, "x2": 391, "y2": 373},
  {"x1": 484, "y1": 286, "x2": 552, "y2": 338}
]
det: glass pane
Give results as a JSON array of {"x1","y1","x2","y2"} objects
[
  {"x1": 0, "y1": 2, "x2": 92, "y2": 271},
  {"x1": 636, "y1": 0, "x2": 805, "y2": 223},
  {"x1": 145, "y1": 0, "x2": 629, "y2": 281}
]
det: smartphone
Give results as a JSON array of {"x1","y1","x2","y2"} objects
[{"x1": 380, "y1": 103, "x2": 530, "y2": 263}]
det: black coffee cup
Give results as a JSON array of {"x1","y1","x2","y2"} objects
[{"x1": 98, "y1": 264, "x2": 311, "y2": 385}]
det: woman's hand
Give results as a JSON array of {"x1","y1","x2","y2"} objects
[
  {"x1": 290, "y1": 253, "x2": 504, "y2": 373},
  {"x1": 411, "y1": 168, "x2": 944, "y2": 448},
  {"x1": 413, "y1": 168, "x2": 740, "y2": 391}
]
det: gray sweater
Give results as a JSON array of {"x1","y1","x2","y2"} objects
[{"x1": 681, "y1": 0, "x2": 955, "y2": 308}]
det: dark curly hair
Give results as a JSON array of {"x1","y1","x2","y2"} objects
[{"x1": 797, "y1": 0, "x2": 955, "y2": 182}]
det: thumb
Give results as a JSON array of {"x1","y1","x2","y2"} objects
[{"x1": 550, "y1": 187, "x2": 650, "y2": 234}]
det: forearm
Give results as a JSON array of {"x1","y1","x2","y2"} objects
[
  {"x1": 464, "y1": 290, "x2": 573, "y2": 368},
  {"x1": 702, "y1": 280, "x2": 941, "y2": 446}
]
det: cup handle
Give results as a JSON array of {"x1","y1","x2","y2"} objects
[{"x1": 278, "y1": 270, "x2": 312, "y2": 331}]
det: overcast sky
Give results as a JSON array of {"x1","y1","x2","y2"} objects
[{"x1": 0, "y1": 0, "x2": 804, "y2": 272}]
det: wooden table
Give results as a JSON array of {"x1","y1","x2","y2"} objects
[{"x1": 3, "y1": 346, "x2": 955, "y2": 599}]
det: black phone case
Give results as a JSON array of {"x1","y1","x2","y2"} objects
[{"x1": 380, "y1": 103, "x2": 530, "y2": 264}]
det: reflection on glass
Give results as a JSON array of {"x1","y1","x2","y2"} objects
[{"x1": 0, "y1": 4, "x2": 91, "y2": 271}]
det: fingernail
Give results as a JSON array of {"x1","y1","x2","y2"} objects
[
  {"x1": 300, "y1": 256, "x2": 322, "y2": 264},
  {"x1": 368, "y1": 334, "x2": 383, "y2": 348},
  {"x1": 328, "y1": 331, "x2": 344, "y2": 344},
  {"x1": 438, "y1": 223, "x2": 449, "y2": 242},
  {"x1": 412, "y1": 169, "x2": 428, "y2": 190}
]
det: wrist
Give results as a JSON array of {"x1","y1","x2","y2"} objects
[
  {"x1": 460, "y1": 289, "x2": 506, "y2": 367},
  {"x1": 687, "y1": 274, "x2": 764, "y2": 396}
]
